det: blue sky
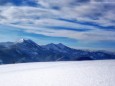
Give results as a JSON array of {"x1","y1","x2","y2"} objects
[{"x1": 0, "y1": 0, "x2": 115, "y2": 51}]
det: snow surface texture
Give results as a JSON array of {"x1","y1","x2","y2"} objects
[{"x1": 0, "y1": 60, "x2": 115, "y2": 86}]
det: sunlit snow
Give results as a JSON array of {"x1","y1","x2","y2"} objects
[{"x1": 0, "y1": 60, "x2": 114, "y2": 86}]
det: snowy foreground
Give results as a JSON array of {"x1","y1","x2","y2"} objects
[{"x1": 0, "y1": 60, "x2": 115, "y2": 86}]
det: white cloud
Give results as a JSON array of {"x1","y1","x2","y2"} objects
[
  {"x1": 0, "y1": 0, "x2": 115, "y2": 41},
  {"x1": 8, "y1": 24, "x2": 115, "y2": 41},
  {"x1": 91, "y1": 0, "x2": 115, "y2": 3}
]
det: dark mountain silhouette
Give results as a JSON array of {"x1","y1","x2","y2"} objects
[{"x1": 0, "y1": 39, "x2": 115, "y2": 64}]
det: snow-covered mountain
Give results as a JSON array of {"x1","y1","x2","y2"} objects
[{"x1": 0, "y1": 39, "x2": 115, "y2": 64}]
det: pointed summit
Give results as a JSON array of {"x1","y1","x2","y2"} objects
[
  {"x1": 17, "y1": 38, "x2": 34, "y2": 44},
  {"x1": 16, "y1": 38, "x2": 41, "y2": 49},
  {"x1": 16, "y1": 38, "x2": 31, "y2": 43},
  {"x1": 42, "y1": 43, "x2": 70, "y2": 53},
  {"x1": 57, "y1": 43, "x2": 67, "y2": 49},
  {"x1": 44, "y1": 43, "x2": 58, "y2": 50},
  {"x1": 17, "y1": 38, "x2": 26, "y2": 43},
  {"x1": 44, "y1": 43, "x2": 68, "y2": 49},
  {"x1": 46, "y1": 43, "x2": 66, "y2": 47}
]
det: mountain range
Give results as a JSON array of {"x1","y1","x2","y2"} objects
[{"x1": 0, "y1": 39, "x2": 115, "y2": 64}]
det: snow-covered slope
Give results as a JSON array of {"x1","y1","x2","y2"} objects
[{"x1": 0, "y1": 60, "x2": 115, "y2": 86}]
